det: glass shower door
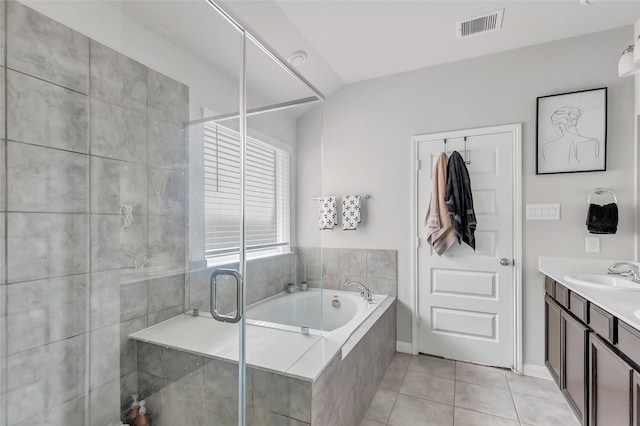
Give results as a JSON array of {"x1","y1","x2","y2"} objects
[{"x1": 0, "y1": 0, "x2": 324, "y2": 424}]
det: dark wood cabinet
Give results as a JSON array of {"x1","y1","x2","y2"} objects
[
  {"x1": 589, "y1": 334, "x2": 633, "y2": 426},
  {"x1": 633, "y1": 371, "x2": 640, "y2": 426},
  {"x1": 544, "y1": 275, "x2": 639, "y2": 426},
  {"x1": 562, "y1": 309, "x2": 588, "y2": 425},
  {"x1": 545, "y1": 294, "x2": 562, "y2": 386}
]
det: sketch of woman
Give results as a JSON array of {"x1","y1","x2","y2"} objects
[{"x1": 542, "y1": 106, "x2": 600, "y2": 165}]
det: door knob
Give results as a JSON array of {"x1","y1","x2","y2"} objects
[{"x1": 500, "y1": 258, "x2": 511, "y2": 266}]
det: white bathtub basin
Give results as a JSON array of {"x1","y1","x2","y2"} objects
[{"x1": 246, "y1": 289, "x2": 383, "y2": 335}]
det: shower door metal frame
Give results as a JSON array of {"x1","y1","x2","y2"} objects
[{"x1": 199, "y1": 2, "x2": 325, "y2": 425}]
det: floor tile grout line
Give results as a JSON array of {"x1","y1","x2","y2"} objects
[
  {"x1": 453, "y1": 376, "x2": 510, "y2": 391},
  {"x1": 452, "y1": 398, "x2": 521, "y2": 424},
  {"x1": 509, "y1": 385, "x2": 523, "y2": 424},
  {"x1": 509, "y1": 389, "x2": 565, "y2": 403},
  {"x1": 452, "y1": 361, "x2": 457, "y2": 425},
  {"x1": 384, "y1": 391, "x2": 399, "y2": 425},
  {"x1": 395, "y1": 389, "x2": 454, "y2": 407}
]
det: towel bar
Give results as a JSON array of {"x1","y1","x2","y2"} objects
[{"x1": 311, "y1": 195, "x2": 371, "y2": 200}]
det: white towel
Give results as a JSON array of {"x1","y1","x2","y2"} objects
[
  {"x1": 342, "y1": 195, "x2": 361, "y2": 230},
  {"x1": 318, "y1": 197, "x2": 337, "y2": 230}
]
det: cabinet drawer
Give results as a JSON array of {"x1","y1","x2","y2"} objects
[
  {"x1": 590, "y1": 304, "x2": 616, "y2": 343},
  {"x1": 617, "y1": 321, "x2": 640, "y2": 368},
  {"x1": 545, "y1": 276, "x2": 555, "y2": 297},
  {"x1": 555, "y1": 283, "x2": 569, "y2": 308},
  {"x1": 569, "y1": 292, "x2": 589, "y2": 324}
]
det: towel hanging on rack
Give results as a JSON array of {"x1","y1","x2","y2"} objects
[
  {"x1": 425, "y1": 153, "x2": 456, "y2": 255},
  {"x1": 586, "y1": 188, "x2": 618, "y2": 234},
  {"x1": 318, "y1": 197, "x2": 337, "y2": 230},
  {"x1": 445, "y1": 151, "x2": 477, "y2": 250},
  {"x1": 342, "y1": 195, "x2": 361, "y2": 230}
]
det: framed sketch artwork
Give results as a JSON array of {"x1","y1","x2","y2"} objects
[{"x1": 536, "y1": 87, "x2": 607, "y2": 175}]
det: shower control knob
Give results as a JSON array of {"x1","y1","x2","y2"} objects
[{"x1": 500, "y1": 258, "x2": 511, "y2": 266}]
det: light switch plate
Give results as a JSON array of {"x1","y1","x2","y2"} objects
[
  {"x1": 586, "y1": 236, "x2": 600, "y2": 253},
  {"x1": 526, "y1": 203, "x2": 561, "y2": 220}
]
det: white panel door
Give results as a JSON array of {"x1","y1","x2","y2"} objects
[{"x1": 417, "y1": 130, "x2": 515, "y2": 368}]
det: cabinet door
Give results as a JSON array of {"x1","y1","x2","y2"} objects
[
  {"x1": 589, "y1": 334, "x2": 633, "y2": 426},
  {"x1": 562, "y1": 310, "x2": 588, "y2": 425},
  {"x1": 546, "y1": 294, "x2": 562, "y2": 386},
  {"x1": 633, "y1": 371, "x2": 640, "y2": 426}
]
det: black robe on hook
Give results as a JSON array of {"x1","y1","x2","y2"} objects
[{"x1": 445, "y1": 151, "x2": 477, "y2": 250}]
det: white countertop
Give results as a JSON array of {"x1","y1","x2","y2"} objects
[{"x1": 539, "y1": 257, "x2": 640, "y2": 331}]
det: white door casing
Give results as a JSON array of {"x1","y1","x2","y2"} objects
[{"x1": 410, "y1": 124, "x2": 522, "y2": 371}]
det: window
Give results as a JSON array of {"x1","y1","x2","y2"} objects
[{"x1": 204, "y1": 124, "x2": 290, "y2": 263}]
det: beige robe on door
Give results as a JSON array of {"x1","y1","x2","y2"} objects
[{"x1": 425, "y1": 152, "x2": 456, "y2": 255}]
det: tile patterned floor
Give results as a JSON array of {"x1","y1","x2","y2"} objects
[{"x1": 361, "y1": 353, "x2": 581, "y2": 426}]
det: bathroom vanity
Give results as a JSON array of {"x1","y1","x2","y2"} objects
[{"x1": 540, "y1": 257, "x2": 640, "y2": 426}]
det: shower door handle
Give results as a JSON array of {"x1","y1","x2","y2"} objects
[{"x1": 210, "y1": 269, "x2": 243, "y2": 323}]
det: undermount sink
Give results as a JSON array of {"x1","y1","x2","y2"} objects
[{"x1": 563, "y1": 274, "x2": 640, "y2": 291}]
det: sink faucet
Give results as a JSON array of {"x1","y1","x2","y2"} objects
[
  {"x1": 345, "y1": 281, "x2": 372, "y2": 303},
  {"x1": 608, "y1": 262, "x2": 640, "y2": 282}
]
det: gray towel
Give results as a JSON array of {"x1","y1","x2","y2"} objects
[
  {"x1": 586, "y1": 203, "x2": 618, "y2": 234},
  {"x1": 445, "y1": 151, "x2": 476, "y2": 250}
]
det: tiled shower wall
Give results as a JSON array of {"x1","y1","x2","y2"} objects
[
  {"x1": 297, "y1": 248, "x2": 398, "y2": 297},
  {"x1": 188, "y1": 253, "x2": 296, "y2": 315},
  {"x1": 0, "y1": 2, "x2": 189, "y2": 425},
  {"x1": 0, "y1": 3, "x2": 309, "y2": 425}
]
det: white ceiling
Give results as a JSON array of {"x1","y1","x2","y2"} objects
[{"x1": 223, "y1": 0, "x2": 640, "y2": 95}]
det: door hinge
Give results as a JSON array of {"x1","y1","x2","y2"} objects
[{"x1": 416, "y1": 160, "x2": 421, "y2": 171}]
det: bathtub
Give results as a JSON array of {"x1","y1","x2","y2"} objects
[
  {"x1": 246, "y1": 288, "x2": 386, "y2": 337},
  {"x1": 130, "y1": 289, "x2": 396, "y2": 425},
  {"x1": 130, "y1": 288, "x2": 390, "y2": 379}
]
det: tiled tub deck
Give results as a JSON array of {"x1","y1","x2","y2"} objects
[{"x1": 131, "y1": 297, "x2": 396, "y2": 425}]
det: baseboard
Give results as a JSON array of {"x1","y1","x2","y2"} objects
[
  {"x1": 396, "y1": 341, "x2": 413, "y2": 354},
  {"x1": 522, "y1": 364, "x2": 552, "y2": 380}
]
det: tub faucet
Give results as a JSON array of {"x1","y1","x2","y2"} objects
[
  {"x1": 608, "y1": 262, "x2": 640, "y2": 282},
  {"x1": 345, "y1": 281, "x2": 372, "y2": 303}
]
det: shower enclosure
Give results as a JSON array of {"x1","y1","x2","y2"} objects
[{"x1": 0, "y1": 1, "x2": 325, "y2": 425}]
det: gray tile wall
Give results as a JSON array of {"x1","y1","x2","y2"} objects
[
  {"x1": 1, "y1": 3, "x2": 6, "y2": 423},
  {"x1": 1, "y1": 2, "x2": 189, "y2": 425},
  {"x1": 134, "y1": 342, "x2": 312, "y2": 426},
  {"x1": 297, "y1": 247, "x2": 398, "y2": 297},
  {"x1": 188, "y1": 253, "x2": 296, "y2": 315},
  {"x1": 311, "y1": 300, "x2": 397, "y2": 426}
]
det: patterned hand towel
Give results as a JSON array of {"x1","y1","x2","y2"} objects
[
  {"x1": 342, "y1": 195, "x2": 362, "y2": 230},
  {"x1": 318, "y1": 197, "x2": 337, "y2": 230}
]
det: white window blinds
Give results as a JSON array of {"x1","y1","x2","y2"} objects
[{"x1": 204, "y1": 124, "x2": 290, "y2": 259}]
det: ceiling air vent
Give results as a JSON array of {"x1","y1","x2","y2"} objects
[{"x1": 456, "y1": 9, "x2": 504, "y2": 39}]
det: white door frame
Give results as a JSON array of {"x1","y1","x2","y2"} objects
[{"x1": 409, "y1": 123, "x2": 523, "y2": 373}]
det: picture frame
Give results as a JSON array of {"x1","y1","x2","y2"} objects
[{"x1": 536, "y1": 87, "x2": 607, "y2": 175}]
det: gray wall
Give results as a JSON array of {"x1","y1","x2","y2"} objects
[{"x1": 297, "y1": 26, "x2": 635, "y2": 368}]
